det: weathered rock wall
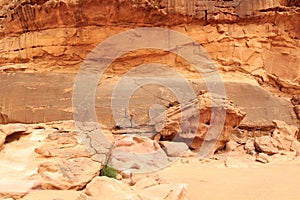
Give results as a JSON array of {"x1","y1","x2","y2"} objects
[{"x1": 0, "y1": 0, "x2": 299, "y2": 127}]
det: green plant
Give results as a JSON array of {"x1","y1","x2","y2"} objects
[{"x1": 100, "y1": 165, "x2": 118, "y2": 179}]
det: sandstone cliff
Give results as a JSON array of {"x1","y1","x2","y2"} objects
[{"x1": 0, "y1": 0, "x2": 299, "y2": 129}]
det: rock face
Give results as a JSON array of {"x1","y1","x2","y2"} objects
[
  {"x1": 0, "y1": 0, "x2": 299, "y2": 127},
  {"x1": 154, "y1": 92, "x2": 246, "y2": 155},
  {"x1": 0, "y1": 0, "x2": 298, "y2": 199}
]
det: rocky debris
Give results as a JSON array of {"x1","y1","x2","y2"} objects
[
  {"x1": 109, "y1": 135, "x2": 172, "y2": 173},
  {"x1": 225, "y1": 141, "x2": 240, "y2": 152},
  {"x1": 244, "y1": 139, "x2": 256, "y2": 155},
  {"x1": 159, "y1": 141, "x2": 189, "y2": 157},
  {"x1": 84, "y1": 176, "x2": 188, "y2": 200},
  {"x1": 254, "y1": 136, "x2": 280, "y2": 155},
  {"x1": 230, "y1": 129, "x2": 248, "y2": 145},
  {"x1": 254, "y1": 120, "x2": 300, "y2": 155},
  {"x1": 272, "y1": 120, "x2": 299, "y2": 151},
  {"x1": 224, "y1": 157, "x2": 249, "y2": 168},
  {"x1": 294, "y1": 106, "x2": 300, "y2": 121},
  {"x1": 154, "y1": 92, "x2": 246, "y2": 155},
  {"x1": 256, "y1": 153, "x2": 271, "y2": 164},
  {"x1": 291, "y1": 94, "x2": 300, "y2": 105},
  {"x1": 291, "y1": 94, "x2": 300, "y2": 121}
]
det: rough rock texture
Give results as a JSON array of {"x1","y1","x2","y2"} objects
[
  {"x1": 154, "y1": 92, "x2": 246, "y2": 154},
  {"x1": 0, "y1": 123, "x2": 29, "y2": 149},
  {"x1": 0, "y1": 0, "x2": 298, "y2": 199},
  {"x1": 109, "y1": 135, "x2": 172, "y2": 173},
  {"x1": 254, "y1": 135, "x2": 280, "y2": 155},
  {"x1": 159, "y1": 141, "x2": 189, "y2": 157},
  {"x1": 254, "y1": 120, "x2": 300, "y2": 155},
  {"x1": 0, "y1": 0, "x2": 299, "y2": 127},
  {"x1": 84, "y1": 176, "x2": 188, "y2": 200},
  {"x1": 291, "y1": 94, "x2": 300, "y2": 121},
  {"x1": 0, "y1": 121, "x2": 102, "y2": 199}
]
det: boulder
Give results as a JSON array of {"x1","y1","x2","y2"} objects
[
  {"x1": 159, "y1": 141, "x2": 189, "y2": 157},
  {"x1": 256, "y1": 153, "x2": 271, "y2": 164},
  {"x1": 85, "y1": 177, "x2": 136, "y2": 200},
  {"x1": 244, "y1": 139, "x2": 256, "y2": 155},
  {"x1": 230, "y1": 129, "x2": 248, "y2": 145},
  {"x1": 225, "y1": 140, "x2": 239, "y2": 152},
  {"x1": 110, "y1": 135, "x2": 172, "y2": 173},
  {"x1": 37, "y1": 157, "x2": 101, "y2": 190},
  {"x1": 154, "y1": 93, "x2": 246, "y2": 155},
  {"x1": 254, "y1": 136, "x2": 279, "y2": 155}
]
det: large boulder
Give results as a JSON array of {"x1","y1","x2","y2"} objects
[
  {"x1": 154, "y1": 93, "x2": 246, "y2": 155},
  {"x1": 109, "y1": 135, "x2": 172, "y2": 173}
]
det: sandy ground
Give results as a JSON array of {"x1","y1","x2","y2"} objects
[
  {"x1": 158, "y1": 157, "x2": 300, "y2": 200},
  {"x1": 15, "y1": 153, "x2": 300, "y2": 200}
]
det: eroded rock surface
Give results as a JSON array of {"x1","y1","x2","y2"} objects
[
  {"x1": 154, "y1": 92, "x2": 246, "y2": 155},
  {"x1": 0, "y1": 121, "x2": 102, "y2": 198},
  {"x1": 253, "y1": 120, "x2": 300, "y2": 155},
  {"x1": 109, "y1": 135, "x2": 172, "y2": 173}
]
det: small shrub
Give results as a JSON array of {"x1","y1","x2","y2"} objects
[{"x1": 100, "y1": 165, "x2": 118, "y2": 179}]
